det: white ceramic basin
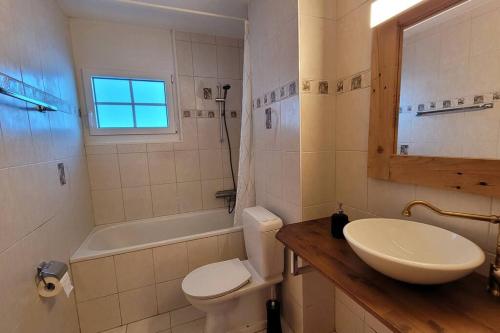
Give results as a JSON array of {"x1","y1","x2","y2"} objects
[{"x1": 343, "y1": 218, "x2": 485, "y2": 284}]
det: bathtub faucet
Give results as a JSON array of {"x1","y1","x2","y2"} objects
[
  {"x1": 215, "y1": 190, "x2": 237, "y2": 214},
  {"x1": 215, "y1": 190, "x2": 236, "y2": 200}
]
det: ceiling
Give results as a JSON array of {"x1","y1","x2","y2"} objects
[{"x1": 57, "y1": 0, "x2": 248, "y2": 38}]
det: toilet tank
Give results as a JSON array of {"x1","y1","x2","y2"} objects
[{"x1": 242, "y1": 206, "x2": 284, "y2": 279}]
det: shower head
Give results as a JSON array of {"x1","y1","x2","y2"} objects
[{"x1": 223, "y1": 84, "x2": 231, "y2": 99}]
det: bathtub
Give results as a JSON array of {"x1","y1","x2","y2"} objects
[
  {"x1": 70, "y1": 209, "x2": 247, "y2": 333},
  {"x1": 71, "y1": 208, "x2": 241, "y2": 263}
]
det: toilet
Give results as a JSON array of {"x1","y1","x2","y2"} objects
[{"x1": 182, "y1": 206, "x2": 284, "y2": 333}]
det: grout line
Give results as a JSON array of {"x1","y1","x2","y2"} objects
[
  {"x1": 336, "y1": 0, "x2": 371, "y2": 21},
  {"x1": 143, "y1": 153, "x2": 155, "y2": 218},
  {"x1": 112, "y1": 255, "x2": 124, "y2": 326},
  {"x1": 0, "y1": 211, "x2": 62, "y2": 256}
]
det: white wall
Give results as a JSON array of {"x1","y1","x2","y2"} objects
[
  {"x1": 70, "y1": 19, "x2": 176, "y2": 75},
  {"x1": 0, "y1": 0, "x2": 94, "y2": 332}
]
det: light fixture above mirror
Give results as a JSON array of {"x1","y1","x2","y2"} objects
[{"x1": 370, "y1": 0, "x2": 425, "y2": 28}]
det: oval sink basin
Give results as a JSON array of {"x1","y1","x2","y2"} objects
[{"x1": 344, "y1": 218, "x2": 485, "y2": 284}]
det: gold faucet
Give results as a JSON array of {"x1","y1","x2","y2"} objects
[{"x1": 402, "y1": 200, "x2": 500, "y2": 297}]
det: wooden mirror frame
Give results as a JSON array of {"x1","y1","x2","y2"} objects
[{"x1": 368, "y1": 0, "x2": 500, "y2": 197}]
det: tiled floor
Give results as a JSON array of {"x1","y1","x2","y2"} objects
[
  {"x1": 100, "y1": 305, "x2": 204, "y2": 333},
  {"x1": 102, "y1": 315, "x2": 292, "y2": 333},
  {"x1": 102, "y1": 319, "x2": 203, "y2": 333},
  {"x1": 171, "y1": 318, "x2": 205, "y2": 333}
]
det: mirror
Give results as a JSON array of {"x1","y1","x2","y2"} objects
[
  {"x1": 397, "y1": 0, "x2": 500, "y2": 159},
  {"x1": 369, "y1": 0, "x2": 500, "y2": 198}
]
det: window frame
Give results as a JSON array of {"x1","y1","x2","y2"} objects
[{"x1": 83, "y1": 68, "x2": 178, "y2": 136}]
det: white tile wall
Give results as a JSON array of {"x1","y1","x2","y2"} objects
[
  {"x1": 299, "y1": 0, "x2": 337, "y2": 224},
  {"x1": 299, "y1": 15, "x2": 336, "y2": 81},
  {"x1": 336, "y1": 151, "x2": 368, "y2": 211},
  {"x1": 119, "y1": 285, "x2": 158, "y2": 324},
  {"x1": 336, "y1": 1, "x2": 371, "y2": 79},
  {"x1": 122, "y1": 186, "x2": 153, "y2": 220},
  {"x1": 114, "y1": 249, "x2": 155, "y2": 292},
  {"x1": 0, "y1": 1, "x2": 93, "y2": 332},
  {"x1": 192, "y1": 43, "x2": 217, "y2": 78},
  {"x1": 250, "y1": 0, "x2": 302, "y2": 226},
  {"x1": 336, "y1": 87, "x2": 370, "y2": 151},
  {"x1": 250, "y1": 0, "x2": 338, "y2": 331},
  {"x1": 151, "y1": 183, "x2": 178, "y2": 217},
  {"x1": 77, "y1": 29, "x2": 243, "y2": 225},
  {"x1": 335, "y1": 288, "x2": 392, "y2": 333},
  {"x1": 177, "y1": 181, "x2": 203, "y2": 213}
]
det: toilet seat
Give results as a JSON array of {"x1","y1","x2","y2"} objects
[{"x1": 182, "y1": 259, "x2": 251, "y2": 299}]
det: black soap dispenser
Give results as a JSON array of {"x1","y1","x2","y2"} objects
[{"x1": 331, "y1": 203, "x2": 349, "y2": 239}]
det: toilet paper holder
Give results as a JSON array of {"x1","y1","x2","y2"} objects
[{"x1": 36, "y1": 261, "x2": 68, "y2": 291}]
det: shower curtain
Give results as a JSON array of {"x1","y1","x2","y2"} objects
[{"x1": 234, "y1": 21, "x2": 255, "y2": 225}]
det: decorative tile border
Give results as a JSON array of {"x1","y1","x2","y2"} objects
[
  {"x1": 279, "y1": 85, "x2": 288, "y2": 100},
  {"x1": 182, "y1": 109, "x2": 239, "y2": 118},
  {"x1": 400, "y1": 144, "x2": 409, "y2": 155},
  {"x1": 252, "y1": 72, "x2": 372, "y2": 109},
  {"x1": 400, "y1": 91, "x2": 500, "y2": 114},
  {"x1": 0, "y1": 72, "x2": 75, "y2": 114},
  {"x1": 300, "y1": 79, "x2": 331, "y2": 95},
  {"x1": 252, "y1": 79, "x2": 298, "y2": 110},
  {"x1": 336, "y1": 70, "x2": 371, "y2": 95}
]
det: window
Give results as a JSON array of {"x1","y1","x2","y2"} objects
[{"x1": 85, "y1": 72, "x2": 177, "y2": 136}]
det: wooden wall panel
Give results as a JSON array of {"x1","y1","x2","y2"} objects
[
  {"x1": 389, "y1": 156, "x2": 500, "y2": 197},
  {"x1": 368, "y1": 20, "x2": 400, "y2": 180}
]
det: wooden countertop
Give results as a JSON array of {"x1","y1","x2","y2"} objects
[{"x1": 276, "y1": 218, "x2": 500, "y2": 333}]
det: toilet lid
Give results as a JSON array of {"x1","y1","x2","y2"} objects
[{"x1": 182, "y1": 259, "x2": 251, "y2": 299}]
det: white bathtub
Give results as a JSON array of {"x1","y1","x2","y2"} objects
[{"x1": 71, "y1": 209, "x2": 241, "y2": 263}]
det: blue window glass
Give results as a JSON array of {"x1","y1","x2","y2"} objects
[
  {"x1": 132, "y1": 80, "x2": 166, "y2": 104},
  {"x1": 96, "y1": 105, "x2": 134, "y2": 128},
  {"x1": 135, "y1": 106, "x2": 168, "y2": 127},
  {"x1": 92, "y1": 78, "x2": 131, "y2": 103},
  {"x1": 91, "y1": 76, "x2": 169, "y2": 130}
]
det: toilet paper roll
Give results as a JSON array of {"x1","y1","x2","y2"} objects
[{"x1": 37, "y1": 276, "x2": 63, "y2": 298}]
